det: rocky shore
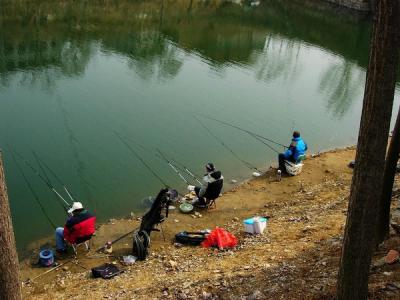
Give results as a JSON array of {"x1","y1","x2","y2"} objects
[{"x1": 20, "y1": 147, "x2": 400, "y2": 299}]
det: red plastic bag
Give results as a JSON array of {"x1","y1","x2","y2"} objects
[{"x1": 201, "y1": 227, "x2": 238, "y2": 249}]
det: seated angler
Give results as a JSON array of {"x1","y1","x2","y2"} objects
[
  {"x1": 189, "y1": 163, "x2": 224, "y2": 207},
  {"x1": 278, "y1": 131, "x2": 308, "y2": 174},
  {"x1": 55, "y1": 202, "x2": 96, "y2": 254}
]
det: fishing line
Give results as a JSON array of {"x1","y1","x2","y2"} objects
[
  {"x1": 10, "y1": 150, "x2": 57, "y2": 229},
  {"x1": 248, "y1": 132, "x2": 281, "y2": 154},
  {"x1": 56, "y1": 95, "x2": 97, "y2": 213},
  {"x1": 10, "y1": 148, "x2": 71, "y2": 209},
  {"x1": 194, "y1": 116, "x2": 263, "y2": 173},
  {"x1": 122, "y1": 134, "x2": 152, "y2": 153},
  {"x1": 203, "y1": 115, "x2": 287, "y2": 149},
  {"x1": 122, "y1": 134, "x2": 202, "y2": 185},
  {"x1": 32, "y1": 151, "x2": 53, "y2": 189},
  {"x1": 290, "y1": 121, "x2": 295, "y2": 137},
  {"x1": 114, "y1": 131, "x2": 169, "y2": 188},
  {"x1": 31, "y1": 150, "x2": 71, "y2": 213},
  {"x1": 32, "y1": 151, "x2": 76, "y2": 203}
]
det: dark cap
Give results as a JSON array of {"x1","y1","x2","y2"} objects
[
  {"x1": 206, "y1": 163, "x2": 215, "y2": 172},
  {"x1": 293, "y1": 131, "x2": 300, "y2": 138}
]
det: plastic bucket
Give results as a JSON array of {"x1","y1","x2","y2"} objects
[{"x1": 39, "y1": 249, "x2": 54, "y2": 267}]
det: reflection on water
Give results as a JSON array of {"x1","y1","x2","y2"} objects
[
  {"x1": 0, "y1": 0, "x2": 372, "y2": 87},
  {"x1": 319, "y1": 59, "x2": 365, "y2": 118},
  {"x1": 1, "y1": 0, "x2": 396, "y2": 253},
  {"x1": 252, "y1": 35, "x2": 302, "y2": 83},
  {"x1": 125, "y1": 34, "x2": 184, "y2": 81},
  {"x1": 0, "y1": 39, "x2": 94, "y2": 90}
]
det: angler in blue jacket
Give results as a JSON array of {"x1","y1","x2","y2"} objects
[{"x1": 278, "y1": 131, "x2": 307, "y2": 173}]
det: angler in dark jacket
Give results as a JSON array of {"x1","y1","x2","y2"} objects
[
  {"x1": 55, "y1": 202, "x2": 96, "y2": 253},
  {"x1": 278, "y1": 131, "x2": 308, "y2": 173},
  {"x1": 190, "y1": 163, "x2": 224, "y2": 207}
]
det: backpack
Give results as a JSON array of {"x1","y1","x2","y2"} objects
[{"x1": 132, "y1": 230, "x2": 150, "y2": 260}]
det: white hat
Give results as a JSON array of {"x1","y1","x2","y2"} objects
[{"x1": 68, "y1": 202, "x2": 84, "y2": 214}]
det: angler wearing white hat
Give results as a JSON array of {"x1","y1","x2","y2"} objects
[{"x1": 55, "y1": 202, "x2": 96, "y2": 253}]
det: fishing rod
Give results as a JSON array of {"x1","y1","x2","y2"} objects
[
  {"x1": 96, "y1": 226, "x2": 140, "y2": 253},
  {"x1": 122, "y1": 134, "x2": 202, "y2": 185},
  {"x1": 25, "y1": 259, "x2": 74, "y2": 284},
  {"x1": 168, "y1": 157, "x2": 202, "y2": 185},
  {"x1": 203, "y1": 115, "x2": 287, "y2": 149},
  {"x1": 114, "y1": 131, "x2": 169, "y2": 187},
  {"x1": 248, "y1": 132, "x2": 281, "y2": 154},
  {"x1": 10, "y1": 150, "x2": 57, "y2": 229},
  {"x1": 31, "y1": 150, "x2": 73, "y2": 211},
  {"x1": 32, "y1": 151, "x2": 76, "y2": 203},
  {"x1": 194, "y1": 116, "x2": 263, "y2": 173},
  {"x1": 10, "y1": 148, "x2": 71, "y2": 210},
  {"x1": 156, "y1": 148, "x2": 192, "y2": 185},
  {"x1": 31, "y1": 151, "x2": 53, "y2": 190}
]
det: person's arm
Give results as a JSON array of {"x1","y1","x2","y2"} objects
[
  {"x1": 198, "y1": 185, "x2": 207, "y2": 197},
  {"x1": 65, "y1": 216, "x2": 76, "y2": 231},
  {"x1": 284, "y1": 148, "x2": 293, "y2": 158}
]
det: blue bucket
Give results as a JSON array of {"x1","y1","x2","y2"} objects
[{"x1": 39, "y1": 249, "x2": 54, "y2": 267}]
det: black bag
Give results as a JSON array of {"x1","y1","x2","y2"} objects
[
  {"x1": 132, "y1": 230, "x2": 150, "y2": 261},
  {"x1": 175, "y1": 231, "x2": 207, "y2": 246},
  {"x1": 91, "y1": 263, "x2": 123, "y2": 279}
]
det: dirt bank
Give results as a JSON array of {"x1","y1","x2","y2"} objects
[{"x1": 20, "y1": 147, "x2": 400, "y2": 299}]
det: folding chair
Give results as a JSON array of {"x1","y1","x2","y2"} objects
[
  {"x1": 71, "y1": 235, "x2": 93, "y2": 256},
  {"x1": 205, "y1": 197, "x2": 218, "y2": 210}
]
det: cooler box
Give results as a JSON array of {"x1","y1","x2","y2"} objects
[
  {"x1": 244, "y1": 218, "x2": 255, "y2": 234},
  {"x1": 243, "y1": 217, "x2": 268, "y2": 234},
  {"x1": 253, "y1": 217, "x2": 267, "y2": 234}
]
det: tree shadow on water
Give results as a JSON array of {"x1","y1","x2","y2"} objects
[{"x1": 319, "y1": 60, "x2": 364, "y2": 119}]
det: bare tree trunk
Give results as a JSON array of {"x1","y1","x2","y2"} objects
[
  {"x1": 336, "y1": 0, "x2": 400, "y2": 299},
  {"x1": 377, "y1": 108, "x2": 400, "y2": 243},
  {"x1": 0, "y1": 152, "x2": 21, "y2": 300}
]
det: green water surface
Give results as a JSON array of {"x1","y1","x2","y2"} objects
[{"x1": 1, "y1": 0, "x2": 399, "y2": 253}]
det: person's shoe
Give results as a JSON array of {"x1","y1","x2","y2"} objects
[{"x1": 56, "y1": 248, "x2": 67, "y2": 255}]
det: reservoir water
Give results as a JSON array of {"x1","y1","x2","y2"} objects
[{"x1": 1, "y1": 0, "x2": 399, "y2": 253}]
